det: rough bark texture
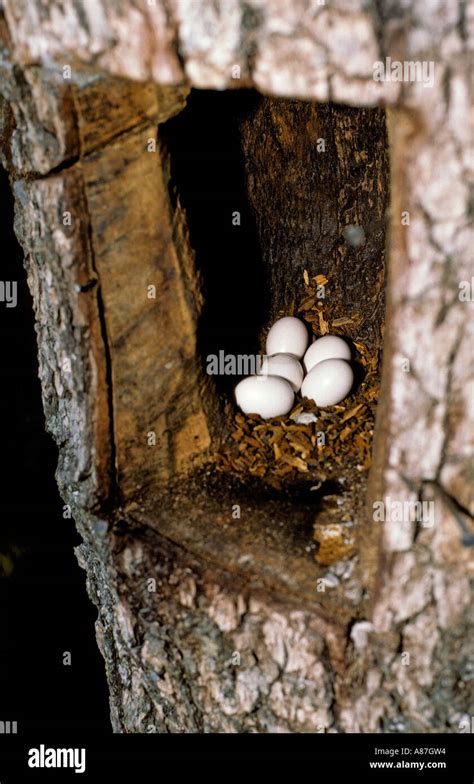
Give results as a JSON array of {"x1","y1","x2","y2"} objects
[{"x1": 0, "y1": 0, "x2": 472, "y2": 733}]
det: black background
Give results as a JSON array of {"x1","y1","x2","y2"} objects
[{"x1": 0, "y1": 167, "x2": 110, "y2": 733}]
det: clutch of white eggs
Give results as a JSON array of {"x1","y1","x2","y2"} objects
[{"x1": 234, "y1": 317, "x2": 354, "y2": 419}]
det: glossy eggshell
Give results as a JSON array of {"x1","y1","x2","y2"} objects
[
  {"x1": 265, "y1": 317, "x2": 309, "y2": 359},
  {"x1": 303, "y1": 335, "x2": 351, "y2": 373},
  {"x1": 234, "y1": 375, "x2": 295, "y2": 419},
  {"x1": 301, "y1": 358, "x2": 354, "y2": 407},
  {"x1": 259, "y1": 353, "x2": 304, "y2": 392}
]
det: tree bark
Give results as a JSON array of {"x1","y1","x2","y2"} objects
[{"x1": 0, "y1": 0, "x2": 472, "y2": 732}]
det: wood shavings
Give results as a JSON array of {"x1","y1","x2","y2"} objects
[{"x1": 217, "y1": 273, "x2": 382, "y2": 492}]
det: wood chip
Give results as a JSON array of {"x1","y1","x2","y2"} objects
[
  {"x1": 341, "y1": 403, "x2": 365, "y2": 422},
  {"x1": 332, "y1": 317, "x2": 354, "y2": 327}
]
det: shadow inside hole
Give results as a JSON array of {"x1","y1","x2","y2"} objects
[
  {"x1": 159, "y1": 89, "x2": 267, "y2": 396},
  {"x1": 205, "y1": 471, "x2": 344, "y2": 507},
  {"x1": 214, "y1": 475, "x2": 348, "y2": 545},
  {"x1": 350, "y1": 360, "x2": 367, "y2": 395}
]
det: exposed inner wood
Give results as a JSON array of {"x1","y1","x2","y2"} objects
[{"x1": 138, "y1": 90, "x2": 388, "y2": 611}]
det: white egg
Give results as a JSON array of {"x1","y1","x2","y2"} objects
[
  {"x1": 235, "y1": 375, "x2": 294, "y2": 419},
  {"x1": 301, "y1": 358, "x2": 354, "y2": 407},
  {"x1": 265, "y1": 317, "x2": 309, "y2": 359},
  {"x1": 259, "y1": 353, "x2": 304, "y2": 392},
  {"x1": 303, "y1": 335, "x2": 351, "y2": 373}
]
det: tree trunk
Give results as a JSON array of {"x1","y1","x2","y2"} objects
[{"x1": 0, "y1": 0, "x2": 472, "y2": 732}]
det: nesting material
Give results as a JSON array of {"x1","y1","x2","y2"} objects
[{"x1": 217, "y1": 273, "x2": 381, "y2": 491}]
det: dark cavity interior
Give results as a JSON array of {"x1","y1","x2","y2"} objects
[
  {"x1": 160, "y1": 90, "x2": 266, "y2": 395},
  {"x1": 138, "y1": 90, "x2": 390, "y2": 606},
  {"x1": 160, "y1": 89, "x2": 389, "y2": 398}
]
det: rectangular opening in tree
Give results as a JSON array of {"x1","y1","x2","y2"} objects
[{"x1": 135, "y1": 88, "x2": 391, "y2": 608}]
